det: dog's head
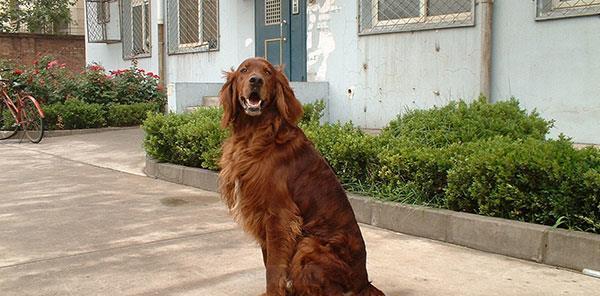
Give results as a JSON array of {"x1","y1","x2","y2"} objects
[{"x1": 219, "y1": 57, "x2": 303, "y2": 128}]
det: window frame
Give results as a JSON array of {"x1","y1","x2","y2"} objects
[
  {"x1": 130, "y1": 0, "x2": 151, "y2": 57},
  {"x1": 177, "y1": 0, "x2": 210, "y2": 49},
  {"x1": 537, "y1": 0, "x2": 600, "y2": 20},
  {"x1": 97, "y1": 1, "x2": 111, "y2": 24},
  {"x1": 359, "y1": 0, "x2": 475, "y2": 36},
  {"x1": 553, "y1": 0, "x2": 600, "y2": 9},
  {"x1": 167, "y1": 0, "x2": 219, "y2": 55}
]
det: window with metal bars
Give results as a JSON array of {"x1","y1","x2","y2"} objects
[
  {"x1": 167, "y1": 0, "x2": 219, "y2": 54},
  {"x1": 359, "y1": 0, "x2": 475, "y2": 35},
  {"x1": 85, "y1": 0, "x2": 120, "y2": 43},
  {"x1": 537, "y1": 0, "x2": 600, "y2": 20},
  {"x1": 121, "y1": 0, "x2": 151, "y2": 59}
]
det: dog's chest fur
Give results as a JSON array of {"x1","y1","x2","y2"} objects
[{"x1": 219, "y1": 137, "x2": 276, "y2": 242}]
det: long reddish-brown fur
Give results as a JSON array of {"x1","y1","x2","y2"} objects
[{"x1": 219, "y1": 58, "x2": 384, "y2": 296}]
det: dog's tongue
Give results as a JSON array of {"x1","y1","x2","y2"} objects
[{"x1": 247, "y1": 93, "x2": 261, "y2": 107}]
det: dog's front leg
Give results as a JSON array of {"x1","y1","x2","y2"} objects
[
  {"x1": 261, "y1": 244, "x2": 268, "y2": 267},
  {"x1": 264, "y1": 213, "x2": 301, "y2": 296}
]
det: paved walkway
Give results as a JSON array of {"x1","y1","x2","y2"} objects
[{"x1": 0, "y1": 129, "x2": 598, "y2": 295}]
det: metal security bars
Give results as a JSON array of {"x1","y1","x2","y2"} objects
[
  {"x1": 358, "y1": 0, "x2": 475, "y2": 35},
  {"x1": 85, "y1": 0, "x2": 120, "y2": 43},
  {"x1": 167, "y1": 0, "x2": 219, "y2": 54},
  {"x1": 537, "y1": 0, "x2": 600, "y2": 20},
  {"x1": 121, "y1": 0, "x2": 151, "y2": 59}
]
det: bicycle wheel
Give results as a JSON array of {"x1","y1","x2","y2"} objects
[
  {"x1": 21, "y1": 97, "x2": 44, "y2": 143},
  {"x1": 0, "y1": 103, "x2": 18, "y2": 140}
]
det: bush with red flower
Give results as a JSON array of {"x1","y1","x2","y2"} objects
[{"x1": 0, "y1": 55, "x2": 166, "y2": 129}]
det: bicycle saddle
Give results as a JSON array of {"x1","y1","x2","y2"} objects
[{"x1": 12, "y1": 82, "x2": 26, "y2": 90}]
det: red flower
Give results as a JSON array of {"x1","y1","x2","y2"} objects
[
  {"x1": 88, "y1": 64, "x2": 105, "y2": 72},
  {"x1": 147, "y1": 72, "x2": 154, "y2": 77},
  {"x1": 59, "y1": 63, "x2": 66, "y2": 69},
  {"x1": 47, "y1": 60, "x2": 59, "y2": 69},
  {"x1": 13, "y1": 69, "x2": 23, "y2": 75}
]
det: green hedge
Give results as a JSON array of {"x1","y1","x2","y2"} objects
[
  {"x1": 44, "y1": 101, "x2": 158, "y2": 130},
  {"x1": 143, "y1": 107, "x2": 227, "y2": 170},
  {"x1": 44, "y1": 100, "x2": 106, "y2": 129},
  {"x1": 106, "y1": 102, "x2": 160, "y2": 127},
  {"x1": 142, "y1": 99, "x2": 600, "y2": 234}
]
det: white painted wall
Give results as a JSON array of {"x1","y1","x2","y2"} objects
[
  {"x1": 166, "y1": 0, "x2": 255, "y2": 83},
  {"x1": 85, "y1": 0, "x2": 159, "y2": 72},
  {"x1": 491, "y1": 0, "x2": 600, "y2": 144},
  {"x1": 85, "y1": 0, "x2": 253, "y2": 77},
  {"x1": 307, "y1": 0, "x2": 483, "y2": 128}
]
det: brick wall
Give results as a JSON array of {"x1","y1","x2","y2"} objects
[{"x1": 0, "y1": 33, "x2": 85, "y2": 72}]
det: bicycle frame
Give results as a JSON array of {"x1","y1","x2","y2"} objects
[{"x1": 0, "y1": 85, "x2": 45, "y2": 124}]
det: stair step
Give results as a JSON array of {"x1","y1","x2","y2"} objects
[
  {"x1": 203, "y1": 96, "x2": 220, "y2": 107},
  {"x1": 184, "y1": 106, "x2": 201, "y2": 113}
]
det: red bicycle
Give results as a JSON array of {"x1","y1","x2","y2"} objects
[{"x1": 0, "y1": 69, "x2": 45, "y2": 143}]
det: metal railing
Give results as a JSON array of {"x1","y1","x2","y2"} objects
[
  {"x1": 537, "y1": 0, "x2": 600, "y2": 20},
  {"x1": 167, "y1": 0, "x2": 219, "y2": 54},
  {"x1": 358, "y1": 0, "x2": 475, "y2": 35}
]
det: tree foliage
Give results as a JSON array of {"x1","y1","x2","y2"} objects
[{"x1": 0, "y1": 0, "x2": 75, "y2": 34}]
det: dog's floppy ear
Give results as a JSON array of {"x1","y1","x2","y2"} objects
[
  {"x1": 220, "y1": 69, "x2": 238, "y2": 128},
  {"x1": 274, "y1": 67, "x2": 303, "y2": 125}
]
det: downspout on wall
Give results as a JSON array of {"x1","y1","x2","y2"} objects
[
  {"x1": 479, "y1": 0, "x2": 494, "y2": 101},
  {"x1": 157, "y1": 0, "x2": 166, "y2": 90}
]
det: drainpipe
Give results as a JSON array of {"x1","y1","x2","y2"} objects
[
  {"x1": 157, "y1": 0, "x2": 166, "y2": 91},
  {"x1": 479, "y1": 0, "x2": 494, "y2": 101}
]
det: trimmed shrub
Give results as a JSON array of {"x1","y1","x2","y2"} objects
[
  {"x1": 143, "y1": 107, "x2": 228, "y2": 170},
  {"x1": 141, "y1": 98, "x2": 600, "y2": 234},
  {"x1": 446, "y1": 136, "x2": 600, "y2": 232},
  {"x1": 380, "y1": 97, "x2": 553, "y2": 148},
  {"x1": 44, "y1": 100, "x2": 106, "y2": 129},
  {"x1": 106, "y1": 102, "x2": 160, "y2": 127},
  {"x1": 300, "y1": 99, "x2": 326, "y2": 126},
  {"x1": 303, "y1": 122, "x2": 378, "y2": 185}
]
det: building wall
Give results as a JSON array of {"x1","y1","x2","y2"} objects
[
  {"x1": 491, "y1": 0, "x2": 600, "y2": 144},
  {"x1": 0, "y1": 33, "x2": 85, "y2": 71},
  {"x1": 307, "y1": 0, "x2": 483, "y2": 128},
  {"x1": 85, "y1": 0, "x2": 254, "y2": 83},
  {"x1": 85, "y1": 0, "x2": 158, "y2": 72},
  {"x1": 67, "y1": 0, "x2": 86, "y2": 36},
  {"x1": 165, "y1": 0, "x2": 255, "y2": 83}
]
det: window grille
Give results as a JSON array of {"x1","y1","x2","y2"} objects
[
  {"x1": 121, "y1": 0, "x2": 151, "y2": 59},
  {"x1": 85, "y1": 0, "x2": 120, "y2": 43},
  {"x1": 167, "y1": 0, "x2": 219, "y2": 54},
  {"x1": 537, "y1": 0, "x2": 600, "y2": 20},
  {"x1": 358, "y1": 0, "x2": 475, "y2": 35},
  {"x1": 265, "y1": 0, "x2": 282, "y2": 25}
]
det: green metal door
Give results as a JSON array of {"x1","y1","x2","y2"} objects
[{"x1": 255, "y1": 0, "x2": 306, "y2": 81}]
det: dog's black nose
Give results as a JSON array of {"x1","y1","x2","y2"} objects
[{"x1": 249, "y1": 75, "x2": 263, "y2": 86}]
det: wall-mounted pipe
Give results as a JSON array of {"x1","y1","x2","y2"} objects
[
  {"x1": 157, "y1": 0, "x2": 166, "y2": 97},
  {"x1": 479, "y1": 0, "x2": 494, "y2": 101}
]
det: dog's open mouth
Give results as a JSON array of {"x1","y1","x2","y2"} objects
[{"x1": 240, "y1": 92, "x2": 264, "y2": 116}]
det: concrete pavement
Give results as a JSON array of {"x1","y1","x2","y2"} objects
[{"x1": 0, "y1": 129, "x2": 598, "y2": 295}]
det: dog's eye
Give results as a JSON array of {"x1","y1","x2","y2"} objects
[{"x1": 240, "y1": 68, "x2": 247, "y2": 73}]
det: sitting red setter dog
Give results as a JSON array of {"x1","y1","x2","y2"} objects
[{"x1": 219, "y1": 57, "x2": 384, "y2": 296}]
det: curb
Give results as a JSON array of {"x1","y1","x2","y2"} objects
[
  {"x1": 44, "y1": 126, "x2": 140, "y2": 138},
  {"x1": 145, "y1": 157, "x2": 600, "y2": 273}
]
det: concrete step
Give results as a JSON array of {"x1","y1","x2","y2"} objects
[{"x1": 202, "y1": 96, "x2": 220, "y2": 107}]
